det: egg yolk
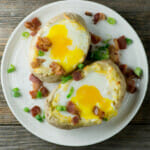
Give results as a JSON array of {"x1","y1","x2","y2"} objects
[
  {"x1": 47, "y1": 24, "x2": 84, "y2": 73},
  {"x1": 71, "y1": 85, "x2": 116, "y2": 120}
]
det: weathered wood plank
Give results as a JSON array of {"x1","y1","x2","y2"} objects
[{"x1": 0, "y1": 125, "x2": 150, "y2": 150}]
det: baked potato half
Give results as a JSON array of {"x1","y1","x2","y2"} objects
[
  {"x1": 29, "y1": 12, "x2": 91, "y2": 83},
  {"x1": 45, "y1": 60, "x2": 126, "y2": 129}
]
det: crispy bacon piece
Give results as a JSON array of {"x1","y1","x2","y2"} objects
[
  {"x1": 31, "y1": 58, "x2": 45, "y2": 69},
  {"x1": 50, "y1": 62, "x2": 65, "y2": 75},
  {"x1": 29, "y1": 90, "x2": 37, "y2": 99},
  {"x1": 109, "y1": 45, "x2": 120, "y2": 65},
  {"x1": 72, "y1": 70, "x2": 83, "y2": 81},
  {"x1": 72, "y1": 115, "x2": 80, "y2": 125},
  {"x1": 36, "y1": 37, "x2": 52, "y2": 52},
  {"x1": 116, "y1": 36, "x2": 127, "y2": 50},
  {"x1": 93, "y1": 106, "x2": 105, "y2": 119},
  {"x1": 31, "y1": 105, "x2": 41, "y2": 117},
  {"x1": 24, "y1": 17, "x2": 41, "y2": 36},
  {"x1": 85, "y1": 11, "x2": 93, "y2": 16},
  {"x1": 126, "y1": 78, "x2": 137, "y2": 93},
  {"x1": 66, "y1": 101, "x2": 79, "y2": 115},
  {"x1": 90, "y1": 32, "x2": 102, "y2": 44},
  {"x1": 29, "y1": 74, "x2": 42, "y2": 85},
  {"x1": 93, "y1": 12, "x2": 106, "y2": 24},
  {"x1": 119, "y1": 64, "x2": 137, "y2": 79},
  {"x1": 40, "y1": 86, "x2": 49, "y2": 97}
]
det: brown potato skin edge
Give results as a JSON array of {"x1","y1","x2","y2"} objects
[{"x1": 45, "y1": 60, "x2": 127, "y2": 129}]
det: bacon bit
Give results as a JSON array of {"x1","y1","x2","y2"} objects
[
  {"x1": 117, "y1": 36, "x2": 127, "y2": 50},
  {"x1": 93, "y1": 106, "x2": 105, "y2": 119},
  {"x1": 50, "y1": 62, "x2": 65, "y2": 75},
  {"x1": 72, "y1": 70, "x2": 83, "y2": 81},
  {"x1": 72, "y1": 115, "x2": 80, "y2": 125},
  {"x1": 29, "y1": 90, "x2": 37, "y2": 99},
  {"x1": 126, "y1": 78, "x2": 137, "y2": 93},
  {"x1": 67, "y1": 101, "x2": 79, "y2": 115},
  {"x1": 109, "y1": 45, "x2": 120, "y2": 65},
  {"x1": 24, "y1": 17, "x2": 41, "y2": 36},
  {"x1": 113, "y1": 39, "x2": 120, "y2": 50},
  {"x1": 36, "y1": 37, "x2": 52, "y2": 52},
  {"x1": 119, "y1": 64, "x2": 137, "y2": 79},
  {"x1": 85, "y1": 11, "x2": 93, "y2": 16},
  {"x1": 31, "y1": 58, "x2": 45, "y2": 69},
  {"x1": 29, "y1": 74, "x2": 42, "y2": 85},
  {"x1": 31, "y1": 105, "x2": 41, "y2": 117},
  {"x1": 90, "y1": 32, "x2": 102, "y2": 44},
  {"x1": 93, "y1": 12, "x2": 106, "y2": 24},
  {"x1": 30, "y1": 31, "x2": 37, "y2": 36},
  {"x1": 40, "y1": 86, "x2": 49, "y2": 97}
]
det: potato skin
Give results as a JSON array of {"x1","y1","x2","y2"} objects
[
  {"x1": 29, "y1": 12, "x2": 91, "y2": 83},
  {"x1": 45, "y1": 60, "x2": 127, "y2": 129}
]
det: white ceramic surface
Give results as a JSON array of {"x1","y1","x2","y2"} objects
[{"x1": 1, "y1": 0, "x2": 148, "y2": 146}]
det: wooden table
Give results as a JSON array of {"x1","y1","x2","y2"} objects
[{"x1": 0, "y1": 0, "x2": 150, "y2": 149}]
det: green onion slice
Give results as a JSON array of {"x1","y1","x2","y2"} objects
[
  {"x1": 7, "y1": 64, "x2": 16, "y2": 73},
  {"x1": 134, "y1": 67, "x2": 143, "y2": 77},
  {"x1": 61, "y1": 75, "x2": 72, "y2": 84},
  {"x1": 67, "y1": 87, "x2": 74, "y2": 98},
  {"x1": 24, "y1": 107, "x2": 30, "y2": 112},
  {"x1": 56, "y1": 105, "x2": 67, "y2": 111},
  {"x1": 126, "y1": 38, "x2": 133, "y2": 45},
  {"x1": 78, "y1": 63, "x2": 84, "y2": 69},
  {"x1": 107, "y1": 17, "x2": 116, "y2": 25},
  {"x1": 36, "y1": 91, "x2": 42, "y2": 98},
  {"x1": 38, "y1": 50, "x2": 44, "y2": 56},
  {"x1": 35, "y1": 114, "x2": 43, "y2": 122},
  {"x1": 22, "y1": 32, "x2": 30, "y2": 38}
]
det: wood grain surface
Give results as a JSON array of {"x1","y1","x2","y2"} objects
[{"x1": 0, "y1": 0, "x2": 150, "y2": 149}]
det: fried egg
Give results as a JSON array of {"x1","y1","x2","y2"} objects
[
  {"x1": 49, "y1": 60, "x2": 126, "y2": 127},
  {"x1": 29, "y1": 13, "x2": 90, "y2": 81}
]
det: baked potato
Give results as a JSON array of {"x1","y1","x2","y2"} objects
[
  {"x1": 45, "y1": 60, "x2": 126, "y2": 129},
  {"x1": 29, "y1": 12, "x2": 91, "y2": 83}
]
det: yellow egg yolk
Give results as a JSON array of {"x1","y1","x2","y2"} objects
[
  {"x1": 71, "y1": 85, "x2": 116, "y2": 120},
  {"x1": 47, "y1": 24, "x2": 84, "y2": 73}
]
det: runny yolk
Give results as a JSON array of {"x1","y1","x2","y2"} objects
[
  {"x1": 47, "y1": 24, "x2": 84, "y2": 73},
  {"x1": 71, "y1": 85, "x2": 116, "y2": 120}
]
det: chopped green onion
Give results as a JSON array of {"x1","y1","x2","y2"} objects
[
  {"x1": 107, "y1": 17, "x2": 116, "y2": 25},
  {"x1": 36, "y1": 91, "x2": 42, "y2": 98},
  {"x1": 38, "y1": 50, "x2": 44, "y2": 56},
  {"x1": 103, "y1": 38, "x2": 111, "y2": 44},
  {"x1": 67, "y1": 87, "x2": 74, "y2": 98},
  {"x1": 126, "y1": 38, "x2": 133, "y2": 45},
  {"x1": 12, "y1": 88, "x2": 21, "y2": 97},
  {"x1": 91, "y1": 44, "x2": 110, "y2": 60},
  {"x1": 103, "y1": 118, "x2": 108, "y2": 121},
  {"x1": 35, "y1": 114, "x2": 43, "y2": 122},
  {"x1": 22, "y1": 32, "x2": 30, "y2": 38},
  {"x1": 61, "y1": 75, "x2": 72, "y2": 84},
  {"x1": 42, "y1": 111, "x2": 45, "y2": 119},
  {"x1": 134, "y1": 67, "x2": 143, "y2": 77},
  {"x1": 12, "y1": 88, "x2": 19, "y2": 92},
  {"x1": 13, "y1": 91, "x2": 21, "y2": 97},
  {"x1": 78, "y1": 63, "x2": 84, "y2": 69},
  {"x1": 7, "y1": 64, "x2": 16, "y2": 73},
  {"x1": 24, "y1": 107, "x2": 30, "y2": 112},
  {"x1": 56, "y1": 105, "x2": 67, "y2": 111}
]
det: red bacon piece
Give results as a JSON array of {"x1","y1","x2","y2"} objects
[
  {"x1": 72, "y1": 115, "x2": 80, "y2": 125},
  {"x1": 90, "y1": 32, "x2": 102, "y2": 44},
  {"x1": 24, "y1": 17, "x2": 41, "y2": 36},
  {"x1": 66, "y1": 101, "x2": 79, "y2": 115},
  {"x1": 40, "y1": 86, "x2": 49, "y2": 97},
  {"x1": 116, "y1": 36, "x2": 127, "y2": 50},
  {"x1": 126, "y1": 78, "x2": 137, "y2": 93},
  {"x1": 29, "y1": 74, "x2": 42, "y2": 85},
  {"x1": 85, "y1": 11, "x2": 93, "y2": 16},
  {"x1": 29, "y1": 90, "x2": 37, "y2": 99},
  {"x1": 31, "y1": 105, "x2": 41, "y2": 117},
  {"x1": 93, "y1": 12, "x2": 106, "y2": 24},
  {"x1": 72, "y1": 70, "x2": 83, "y2": 81}
]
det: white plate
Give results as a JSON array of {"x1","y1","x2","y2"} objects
[{"x1": 1, "y1": 0, "x2": 148, "y2": 146}]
